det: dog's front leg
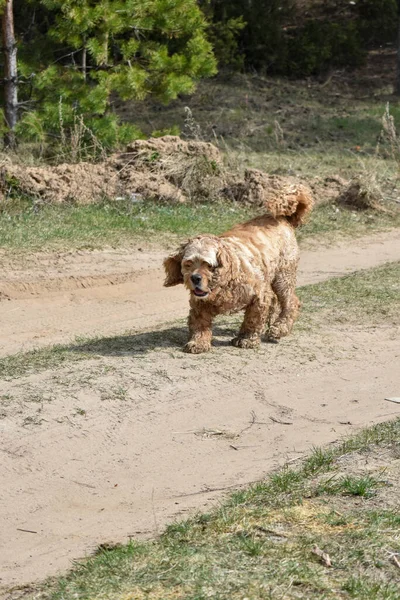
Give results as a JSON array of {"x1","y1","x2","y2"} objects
[
  {"x1": 185, "y1": 307, "x2": 213, "y2": 354},
  {"x1": 232, "y1": 293, "x2": 270, "y2": 349}
]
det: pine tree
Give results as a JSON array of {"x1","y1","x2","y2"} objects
[{"x1": 2, "y1": 0, "x2": 217, "y2": 150}]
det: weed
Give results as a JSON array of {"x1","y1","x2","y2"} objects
[
  {"x1": 316, "y1": 474, "x2": 384, "y2": 498},
  {"x1": 74, "y1": 407, "x2": 87, "y2": 417},
  {"x1": 303, "y1": 447, "x2": 336, "y2": 475},
  {"x1": 270, "y1": 467, "x2": 303, "y2": 493}
]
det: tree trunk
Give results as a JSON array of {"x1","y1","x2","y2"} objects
[
  {"x1": 82, "y1": 46, "x2": 87, "y2": 81},
  {"x1": 397, "y1": 3, "x2": 400, "y2": 95},
  {"x1": 1, "y1": 0, "x2": 18, "y2": 149}
]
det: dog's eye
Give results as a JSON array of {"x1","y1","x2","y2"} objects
[{"x1": 183, "y1": 260, "x2": 193, "y2": 268}]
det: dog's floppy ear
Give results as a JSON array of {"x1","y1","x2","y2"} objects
[
  {"x1": 216, "y1": 244, "x2": 229, "y2": 270},
  {"x1": 163, "y1": 244, "x2": 186, "y2": 287}
]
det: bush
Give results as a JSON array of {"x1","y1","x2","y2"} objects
[
  {"x1": 286, "y1": 21, "x2": 366, "y2": 77},
  {"x1": 200, "y1": 0, "x2": 293, "y2": 73},
  {"x1": 205, "y1": 16, "x2": 246, "y2": 70},
  {"x1": 200, "y1": 0, "x2": 392, "y2": 77},
  {"x1": 357, "y1": 0, "x2": 398, "y2": 46}
]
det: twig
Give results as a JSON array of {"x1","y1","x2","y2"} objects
[
  {"x1": 71, "y1": 480, "x2": 96, "y2": 489},
  {"x1": 312, "y1": 545, "x2": 332, "y2": 567},
  {"x1": 17, "y1": 528, "x2": 37, "y2": 534},
  {"x1": 269, "y1": 416, "x2": 293, "y2": 425},
  {"x1": 391, "y1": 555, "x2": 400, "y2": 569},
  {"x1": 238, "y1": 410, "x2": 257, "y2": 436},
  {"x1": 255, "y1": 526, "x2": 287, "y2": 538},
  {"x1": 172, "y1": 483, "x2": 239, "y2": 499},
  {"x1": 151, "y1": 488, "x2": 159, "y2": 534}
]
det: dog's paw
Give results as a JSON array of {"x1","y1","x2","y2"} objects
[
  {"x1": 231, "y1": 335, "x2": 260, "y2": 349},
  {"x1": 184, "y1": 341, "x2": 211, "y2": 354},
  {"x1": 268, "y1": 322, "x2": 291, "y2": 341},
  {"x1": 265, "y1": 335, "x2": 279, "y2": 344}
]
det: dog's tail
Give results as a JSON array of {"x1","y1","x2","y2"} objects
[{"x1": 265, "y1": 182, "x2": 314, "y2": 228}]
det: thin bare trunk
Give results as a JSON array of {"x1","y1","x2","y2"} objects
[
  {"x1": 1, "y1": 0, "x2": 18, "y2": 149},
  {"x1": 397, "y1": 17, "x2": 400, "y2": 95},
  {"x1": 82, "y1": 46, "x2": 87, "y2": 81}
]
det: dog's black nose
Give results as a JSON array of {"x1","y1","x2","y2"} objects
[{"x1": 191, "y1": 273, "x2": 202, "y2": 285}]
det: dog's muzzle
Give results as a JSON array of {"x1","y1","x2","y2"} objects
[
  {"x1": 190, "y1": 273, "x2": 209, "y2": 298},
  {"x1": 193, "y1": 287, "x2": 208, "y2": 298}
]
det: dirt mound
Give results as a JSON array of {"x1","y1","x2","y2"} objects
[
  {"x1": 1, "y1": 137, "x2": 314, "y2": 209},
  {"x1": 310, "y1": 175, "x2": 349, "y2": 204},
  {"x1": 0, "y1": 136, "x2": 225, "y2": 205},
  {"x1": 112, "y1": 136, "x2": 225, "y2": 204},
  {"x1": 336, "y1": 177, "x2": 389, "y2": 212},
  {"x1": 226, "y1": 168, "x2": 314, "y2": 224},
  {"x1": 3, "y1": 136, "x2": 362, "y2": 214},
  {"x1": 0, "y1": 161, "x2": 118, "y2": 205},
  {"x1": 124, "y1": 135, "x2": 222, "y2": 164}
]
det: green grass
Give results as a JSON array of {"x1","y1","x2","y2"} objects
[
  {"x1": 316, "y1": 474, "x2": 384, "y2": 498},
  {"x1": 0, "y1": 342, "x2": 96, "y2": 381},
  {"x1": 124, "y1": 76, "x2": 396, "y2": 153},
  {"x1": 297, "y1": 203, "x2": 400, "y2": 245},
  {"x1": 0, "y1": 261, "x2": 399, "y2": 380},
  {"x1": 298, "y1": 261, "x2": 400, "y2": 329},
  {"x1": 1, "y1": 196, "x2": 399, "y2": 252},
  {"x1": 0, "y1": 199, "x2": 256, "y2": 252},
  {"x1": 21, "y1": 418, "x2": 400, "y2": 600}
]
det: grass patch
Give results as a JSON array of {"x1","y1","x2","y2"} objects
[
  {"x1": 21, "y1": 418, "x2": 400, "y2": 600},
  {"x1": 316, "y1": 474, "x2": 384, "y2": 498},
  {"x1": 0, "y1": 343, "x2": 95, "y2": 381},
  {"x1": 297, "y1": 203, "x2": 400, "y2": 245},
  {"x1": 0, "y1": 199, "x2": 256, "y2": 252},
  {"x1": 298, "y1": 261, "x2": 400, "y2": 328},
  {"x1": 1, "y1": 261, "x2": 399, "y2": 380},
  {"x1": 0, "y1": 196, "x2": 399, "y2": 252}
]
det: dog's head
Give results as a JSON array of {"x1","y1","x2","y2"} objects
[{"x1": 163, "y1": 236, "x2": 230, "y2": 300}]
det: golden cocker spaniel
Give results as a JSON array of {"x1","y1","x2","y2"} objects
[{"x1": 164, "y1": 185, "x2": 313, "y2": 353}]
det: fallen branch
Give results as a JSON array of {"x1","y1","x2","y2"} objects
[{"x1": 312, "y1": 545, "x2": 332, "y2": 567}]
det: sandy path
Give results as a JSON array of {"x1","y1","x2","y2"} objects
[
  {"x1": 1, "y1": 229, "x2": 400, "y2": 357},
  {"x1": 1, "y1": 327, "x2": 399, "y2": 589},
  {"x1": 0, "y1": 229, "x2": 399, "y2": 591}
]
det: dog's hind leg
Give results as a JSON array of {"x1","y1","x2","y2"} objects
[
  {"x1": 268, "y1": 265, "x2": 300, "y2": 342},
  {"x1": 267, "y1": 292, "x2": 280, "y2": 329},
  {"x1": 232, "y1": 289, "x2": 272, "y2": 349}
]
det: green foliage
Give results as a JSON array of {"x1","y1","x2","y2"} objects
[
  {"x1": 207, "y1": 16, "x2": 246, "y2": 70},
  {"x1": 286, "y1": 21, "x2": 366, "y2": 77},
  {"x1": 200, "y1": 1, "x2": 246, "y2": 69},
  {"x1": 200, "y1": 0, "x2": 398, "y2": 77},
  {"x1": 7, "y1": 0, "x2": 217, "y2": 153},
  {"x1": 203, "y1": 0, "x2": 293, "y2": 72},
  {"x1": 357, "y1": 0, "x2": 398, "y2": 46},
  {"x1": 151, "y1": 125, "x2": 180, "y2": 138}
]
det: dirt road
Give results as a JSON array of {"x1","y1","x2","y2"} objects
[
  {"x1": 1, "y1": 229, "x2": 400, "y2": 591},
  {"x1": 1, "y1": 229, "x2": 400, "y2": 357}
]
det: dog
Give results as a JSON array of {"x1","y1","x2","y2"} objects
[{"x1": 163, "y1": 184, "x2": 313, "y2": 353}]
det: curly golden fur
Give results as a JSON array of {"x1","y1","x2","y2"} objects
[{"x1": 163, "y1": 185, "x2": 313, "y2": 353}]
